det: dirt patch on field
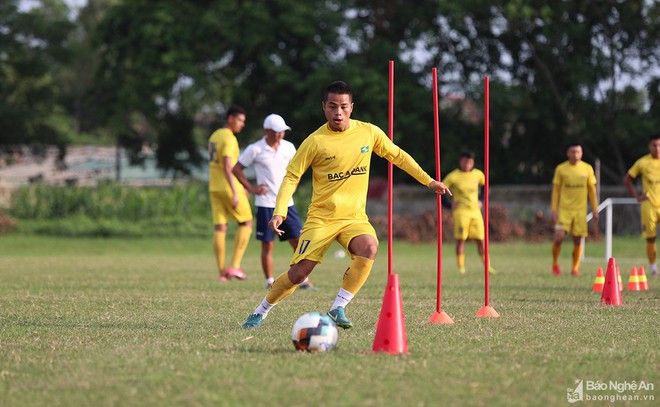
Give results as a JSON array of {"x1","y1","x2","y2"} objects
[{"x1": 0, "y1": 211, "x2": 16, "y2": 234}]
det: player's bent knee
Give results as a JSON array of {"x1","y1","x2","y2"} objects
[
  {"x1": 288, "y1": 260, "x2": 316, "y2": 284},
  {"x1": 350, "y1": 242, "x2": 378, "y2": 259}
]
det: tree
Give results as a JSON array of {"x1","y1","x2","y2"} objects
[
  {"x1": 0, "y1": 0, "x2": 75, "y2": 158},
  {"x1": 431, "y1": 0, "x2": 660, "y2": 183},
  {"x1": 8, "y1": 0, "x2": 656, "y2": 185}
]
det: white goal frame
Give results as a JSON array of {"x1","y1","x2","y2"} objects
[{"x1": 584, "y1": 197, "x2": 639, "y2": 261}]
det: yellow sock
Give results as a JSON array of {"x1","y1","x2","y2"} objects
[
  {"x1": 647, "y1": 242, "x2": 657, "y2": 264},
  {"x1": 229, "y1": 225, "x2": 251, "y2": 269},
  {"x1": 551, "y1": 242, "x2": 561, "y2": 266},
  {"x1": 213, "y1": 230, "x2": 226, "y2": 274},
  {"x1": 457, "y1": 254, "x2": 465, "y2": 269},
  {"x1": 572, "y1": 244, "x2": 583, "y2": 271},
  {"x1": 266, "y1": 272, "x2": 299, "y2": 304},
  {"x1": 340, "y1": 256, "x2": 375, "y2": 295}
]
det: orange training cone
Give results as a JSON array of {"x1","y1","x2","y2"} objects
[
  {"x1": 616, "y1": 266, "x2": 623, "y2": 291},
  {"x1": 592, "y1": 267, "x2": 605, "y2": 292},
  {"x1": 373, "y1": 273, "x2": 409, "y2": 354},
  {"x1": 429, "y1": 310, "x2": 454, "y2": 324},
  {"x1": 601, "y1": 258, "x2": 623, "y2": 306},
  {"x1": 627, "y1": 267, "x2": 641, "y2": 291},
  {"x1": 476, "y1": 305, "x2": 500, "y2": 318},
  {"x1": 638, "y1": 266, "x2": 649, "y2": 290}
]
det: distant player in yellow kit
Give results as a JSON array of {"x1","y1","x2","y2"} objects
[
  {"x1": 442, "y1": 151, "x2": 495, "y2": 274},
  {"x1": 242, "y1": 80, "x2": 451, "y2": 330},
  {"x1": 624, "y1": 133, "x2": 660, "y2": 277},
  {"x1": 551, "y1": 141, "x2": 599, "y2": 276},
  {"x1": 208, "y1": 105, "x2": 253, "y2": 282}
]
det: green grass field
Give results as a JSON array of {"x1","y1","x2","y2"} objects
[{"x1": 1, "y1": 235, "x2": 658, "y2": 406}]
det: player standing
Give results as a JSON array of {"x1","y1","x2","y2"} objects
[
  {"x1": 208, "y1": 106, "x2": 253, "y2": 281},
  {"x1": 442, "y1": 151, "x2": 495, "y2": 274},
  {"x1": 550, "y1": 141, "x2": 599, "y2": 276},
  {"x1": 624, "y1": 133, "x2": 660, "y2": 277}
]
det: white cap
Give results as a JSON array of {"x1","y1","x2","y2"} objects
[{"x1": 263, "y1": 114, "x2": 291, "y2": 132}]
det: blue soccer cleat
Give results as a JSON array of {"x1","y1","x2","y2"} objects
[
  {"x1": 242, "y1": 313, "x2": 264, "y2": 330},
  {"x1": 327, "y1": 306, "x2": 353, "y2": 329}
]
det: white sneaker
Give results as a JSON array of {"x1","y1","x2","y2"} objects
[{"x1": 651, "y1": 264, "x2": 658, "y2": 277}]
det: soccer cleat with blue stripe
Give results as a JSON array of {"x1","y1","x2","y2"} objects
[{"x1": 327, "y1": 306, "x2": 353, "y2": 329}]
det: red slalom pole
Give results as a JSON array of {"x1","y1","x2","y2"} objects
[
  {"x1": 387, "y1": 60, "x2": 394, "y2": 277},
  {"x1": 429, "y1": 68, "x2": 453, "y2": 324},
  {"x1": 476, "y1": 76, "x2": 499, "y2": 318},
  {"x1": 372, "y1": 60, "x2": 410, "y2": 354}
]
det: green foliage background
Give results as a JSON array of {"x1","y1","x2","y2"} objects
[
  {"x1": 6, "y1": 182, "x2": 313, "y2": 237},
  {"x1": 1, "y1": 0, "x2": 659, "y2": 183}
]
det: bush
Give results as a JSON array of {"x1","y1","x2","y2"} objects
[
  {"x1": 8, "y1": 182, "x2": 211, "y2": 221},
  {"x1": 6, "y1": 181, "x2": 314, "y2": 238},
  {"x1": 15, "y1": 216, "x2": 211, "y2": 238}
]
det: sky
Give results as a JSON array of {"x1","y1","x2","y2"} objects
[{"x1": 19, "y1": 0, "x2": 87, "y2": 14}]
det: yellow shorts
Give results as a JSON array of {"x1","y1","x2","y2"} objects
[
  {"x1": 290, "y1": 218, "x2": 378, "y2": 265},
  {"x1": 640, "y1": 201, "x2": 660, "y2": 239},
  {"x1": 555, "y1": 209, "x2": 587, "y2": 237},
  {"x1": 209, "y1": 190, "x2": 253, "y2": 225},
  {"x1": 453, "y1": 209, "x2": 484, "y2": 240}
]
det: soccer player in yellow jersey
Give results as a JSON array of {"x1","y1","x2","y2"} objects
[
  {"x1": 208, "y1": 105, "x2": 253, "y2": 282},
  {"x1": 442, "y1": 151, "x2": 495, "y2": 274},
  {"x1": 242, "y1": 81, "x2": 451, "y2": 330},
  {"x1": 624, "y1": 133, "x2": 660, "y2": 277},
  {"x1": 551, "y1": 142, "x2": 599, "y2": 276}
]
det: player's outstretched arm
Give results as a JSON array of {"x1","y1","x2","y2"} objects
[{"x1": 428, "y1": 180, "x2": 451, "y2": 196}]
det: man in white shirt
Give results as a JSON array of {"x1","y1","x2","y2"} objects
[{"x1": 233, "y1": 114, "x2": 316, "y2": 289}]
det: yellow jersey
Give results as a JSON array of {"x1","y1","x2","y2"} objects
[
  {"x1": 275, "y1": 119, "x2": 433, "y2": 221},
  {"x1": 627, "y1": 154, "x2": 660, "y2": 207},
  {"x1": 442, "y1": 169, "x2": 485, "y2": 212},
  {"x1": 208, "y1": 128, "x2": 243, "y2": 193},
  {"x1": 552, "y1": 161, "x2": 597, "y2": 212}
]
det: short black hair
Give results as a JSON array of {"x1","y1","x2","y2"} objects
[
  {"x1": 226, "y1": 105, "x2": 246, "y2": 118},
  {"x1": 323, "y1": 81, "x2": 353, "y2": 102},
  {"x1": 649, "y1": 133, "x2": 660, "y2": 141},
  {"x1": 460, "y1": 151, "x2": 475, "y2": 159},
  {"x1": 566, "y1": 140, "x2": 582, "y2": 149}
]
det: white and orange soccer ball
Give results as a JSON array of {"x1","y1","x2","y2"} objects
[{"x1": 291, "y1": 312, "x2": 338, "y2": 352}]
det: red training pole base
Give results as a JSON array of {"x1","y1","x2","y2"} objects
[
  {"x1": 476, "y1": 305, "x2": 500, "y2": 318},
  {"x1": 428, "y1": 310, "x2": 454, "y2": 324}
]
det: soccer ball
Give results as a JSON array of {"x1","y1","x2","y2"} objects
[{"x1": 291, "y1": 312, "x2": 338, "y2": 352}]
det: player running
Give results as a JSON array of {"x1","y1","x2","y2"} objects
[{"x1": 242, "y1": 80, "x2": 451, "y2": 330}]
